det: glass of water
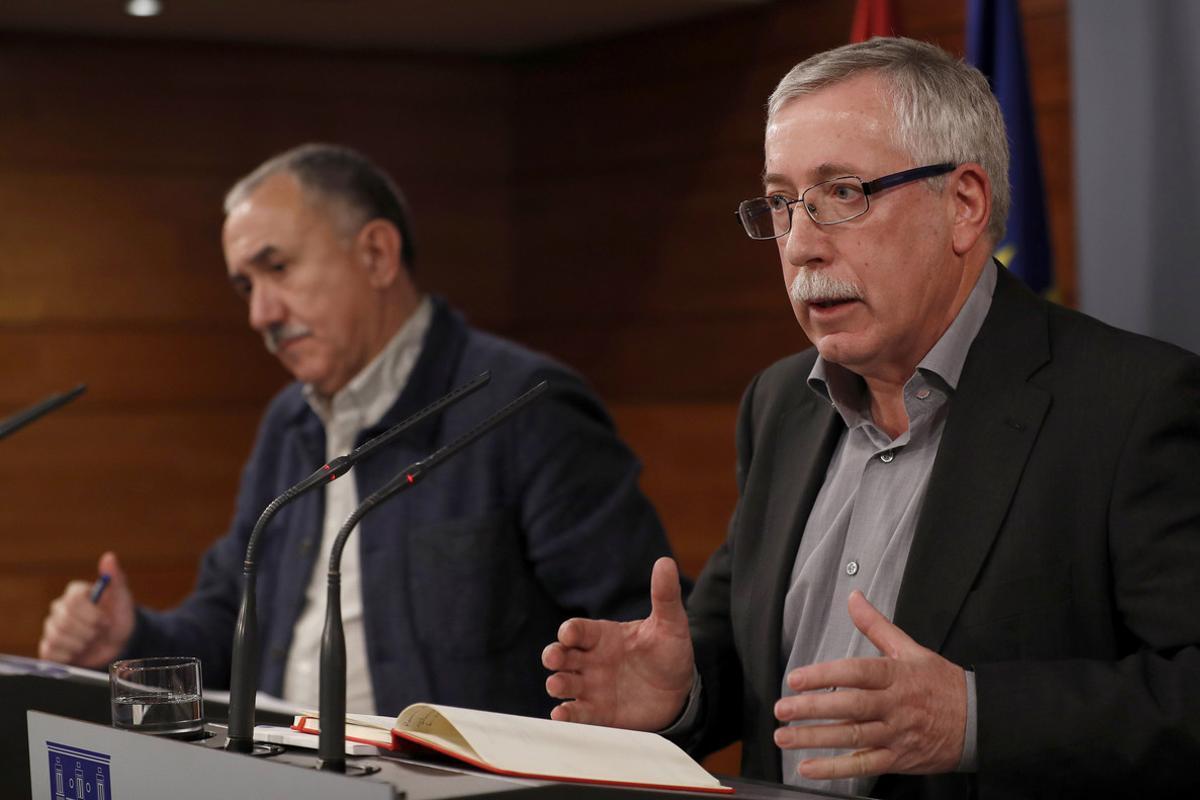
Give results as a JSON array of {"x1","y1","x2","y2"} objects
[{"x1": 109, "y1": 656, "x2": 204, "y2": 739}]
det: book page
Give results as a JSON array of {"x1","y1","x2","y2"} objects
[
  {"x1": 294, "y1": 714, "x2": 394, "y2": 747},
  {"x1": 394, "y1": 705, "x2": 481, "y2": 762},
  {"x1": 398, "y1": 704, "x2": 724, "y2": 790},
  {"x1": 345, "y1": 712, "x2": 399, "y2": 732}
]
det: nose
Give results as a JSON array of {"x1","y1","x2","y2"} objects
[
  {"x1": 779, "y1": 205, "x2": 834, "y2": 268},
  {"x1": 247, "y1": 281, "x2": 285, "y2": 332}
]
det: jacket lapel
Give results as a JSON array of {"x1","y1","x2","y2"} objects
[
  {"x1": 746, "y1": 386, "x2": 843, "y2": 709},
  {"x1": 355, "y1": 294, "x2": 468, "y2": 455},
  {"x1": 895, "y1": 267, "x2": 1052, "y2": 651}
]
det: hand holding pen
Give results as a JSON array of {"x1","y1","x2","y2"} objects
[
  {"x1": 89, "y1": 573, "x2": 111, "y2": 604},
  {"x1": 38, "y1": 551, "x2": 137, "y2": 668}
]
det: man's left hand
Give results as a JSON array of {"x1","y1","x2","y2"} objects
[{"x1": 773, "y1": 590, "x2": 966, "y2": 780}]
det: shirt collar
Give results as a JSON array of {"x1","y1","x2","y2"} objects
[
  {"x1": 303, "y1": 294, "x2": 434, "y2": 428},
  {"x1": 807, "y1": 260, "x2": 997, "y2": 419}
]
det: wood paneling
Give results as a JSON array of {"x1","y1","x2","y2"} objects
[
  {"x1": 508, "y1": 0, "x2": 1072, "y2": 588},
  {"x1": 2, "y1": 7, "x2": 1072, "y2": 775},
  {"x1": 515, "y1": 313, "x2": 804, "y2": 403},
  {"x1": 0, "y1": 329, "x2": 285, "y2": 406},
  {"x1": 609, "y1": 403, "x2": 740, "y2": 578},
  {"x1": 0, "y1": 37, "x2": 514, "y2": 659},
  {"x1": 0, "y1": 171, "x2": 511, "y2": 330},
  {"x1": 1, "y1": 411, "x2": 260, "y2": 562},
  {"x1": 507, "y1": 3, "x2": 1070, "y2": 773}
]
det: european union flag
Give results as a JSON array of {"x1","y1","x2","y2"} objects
[{"x1": 966, "y1": 0, "x2": 1053, "y2": 294}]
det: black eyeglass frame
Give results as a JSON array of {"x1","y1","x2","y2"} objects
[{"x1": 735, "y1": 162, "x2": 958, "y2": 239}]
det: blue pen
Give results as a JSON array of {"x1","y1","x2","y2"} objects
[{"x1": 89, "y1": 574, "x2": 111, "y2": 604}]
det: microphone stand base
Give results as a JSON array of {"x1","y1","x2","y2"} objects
[
  {"x1": 315, "y1": 761, "x2": 381, "y2": 777},
  {"x1": 222, "y1": 739, "x2": 286, "y2": 757},
  {"x1": 244, "y1": 742, "x2": 287, "y2": 757}
]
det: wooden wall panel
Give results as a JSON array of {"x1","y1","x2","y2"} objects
[
  {"x1": 517, "y1": 315, "x2": 805, "y2": 403},
  {"x1": 1, "y1": 8, "x2": 1071, "y2": 773},
  {"x1": 508, "y1": 1, "x2": 1069, "y2": 771},
  {"x1": 1, "y1": 411, "x2": 262, "y2": 559},
  {"x1": 609, "y1": 404, "x2": 739, "y2": 578},
  {"x1": 510, "y1": 0, "x2": 1072, "y2": 581},
  {"x1": 0, "y1": 172, "x2": 512, "y2": 330},
  {"x1": 0, "y1": 329, "x2": 285, "y2": 406},
  {"x1": 0, "y1": 37, "x2": 513, "y2": 660}
]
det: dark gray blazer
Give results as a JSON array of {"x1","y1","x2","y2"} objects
[{"x1": 686, "y1": 264, "x2": 1200, "y2": 798}]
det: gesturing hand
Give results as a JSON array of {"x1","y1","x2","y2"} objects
[
  {"x1": 543, "y1": 557, "x2": 695, "y2": 731},
  {"x1": 774, "y1": 590, "x2": 967, "y2": 779}
]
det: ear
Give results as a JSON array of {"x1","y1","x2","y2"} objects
[
  {"x1": 354, "y1": 219, "x2": 404, "y2": 289},
  {"x1": 948, "y1": 163, "x2": 992, "y2": 257}
]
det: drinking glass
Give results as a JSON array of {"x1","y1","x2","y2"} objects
[{"x1": 109, "y1": 656, "x2": 204, "y2": 739}]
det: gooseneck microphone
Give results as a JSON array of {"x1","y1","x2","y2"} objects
[
  {"x1": 0, "y1": 384, "x2": 86, "y2": 441},
  {"x1": 316, "y1": 380, "x2": 549, "y2": 772},
  {"x1": 224, "y1": 371, "x2": 491, "y2": 755}
]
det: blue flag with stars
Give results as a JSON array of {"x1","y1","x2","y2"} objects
[{"x1": 966, "y1": 0, "x2": 1053, "y2": 294}]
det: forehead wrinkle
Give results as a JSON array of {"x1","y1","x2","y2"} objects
[
  {"x1": 761, "y1": 161, "x2": 864, "y2": 193},
  {"x1": 813, "y1": 161, "x2": 861, "y2": 180},
  {"x1": 763, "y1": 82, "x2": 903, "y2": 190}
]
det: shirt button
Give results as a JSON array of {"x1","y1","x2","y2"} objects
[
  {"x1": 879, "y1": 451, "x2": 895, "y2": 463},
  {"x1": 845, "y1": 560, "x2": 859, "y2": 576},
  {"x1": 916, "y1": 388, "x2": 931, "y2": 399}
]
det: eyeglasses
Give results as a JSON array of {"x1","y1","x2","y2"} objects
[{"x1": 735, "y1": 162, "x2": 956, "y2": 240}]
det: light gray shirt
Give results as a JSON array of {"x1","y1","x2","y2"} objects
[{"x1": 779, "y1": 263, "x2": 995, "y2": 796}]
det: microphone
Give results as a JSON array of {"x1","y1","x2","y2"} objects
[
  {"x1": 224, "y1": 371, "x2": 491, "y2": 755},
  {"x1": 316, "y1": 379, "x2": 549, "y2": 772},
  {"x1": 0, "y1": 384, "x2": 86, "y2": 441}
]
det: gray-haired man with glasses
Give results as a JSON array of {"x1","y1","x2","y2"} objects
[
  {"x1": 545, "y1": 36, "x2": 1200, "y2": 800},
  {"x1": 737, "y1": 163, "x2": 956, "y2": 237}
]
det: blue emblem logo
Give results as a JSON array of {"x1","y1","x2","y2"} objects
[{"x1": 46, "y1": 741, "x2": 112, "y2": 800}]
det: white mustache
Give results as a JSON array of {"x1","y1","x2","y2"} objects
[
  {"x1": 789, "y1": 269, "x2": 863, "y2": 304},
  {"x1": 263, "y1": 323, "x2": 312, "y2": 355}
]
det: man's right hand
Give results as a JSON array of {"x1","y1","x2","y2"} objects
[
  {"x1": 543, "y1": 557, "x2": 695, "y2": 731},
  {"x1": 39, "y1": 551, "x2": 135, "y2": 668}
]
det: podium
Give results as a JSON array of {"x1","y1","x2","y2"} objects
[{"x1": 7, "y1": 665, "x2": 859, "y2": 800}]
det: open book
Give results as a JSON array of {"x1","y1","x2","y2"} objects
[{"x1": 292, "y1": 703, "x2": 732, "y2": 794}]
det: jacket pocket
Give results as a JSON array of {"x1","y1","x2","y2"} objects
[{"x1": 406, "y1": 509, "x2": 532, "y2": 658}]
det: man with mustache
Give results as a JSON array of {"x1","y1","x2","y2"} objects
[
  {"x1": 543, "y1": 38, "x2": 1200, "y2": 798},
  {"x1": 39, "y1": 143, "x2": 675, "y2": 719}
]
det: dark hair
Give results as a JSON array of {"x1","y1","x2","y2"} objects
[{"x1": 225, "y1": 143, "x2": 417, "y2": 270}]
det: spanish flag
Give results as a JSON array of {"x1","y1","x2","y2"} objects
[{"x1": 850, "y1": 0, "x2": 898, "y2": 42}]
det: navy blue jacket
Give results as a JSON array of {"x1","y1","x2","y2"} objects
[{"x1": 126, "y1": 297, "x2": 672, "y2": 717}]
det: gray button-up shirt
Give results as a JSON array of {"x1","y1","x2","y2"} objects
[{"x1": 779, "y1": 263, "x2": 995, "y2": 796}]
